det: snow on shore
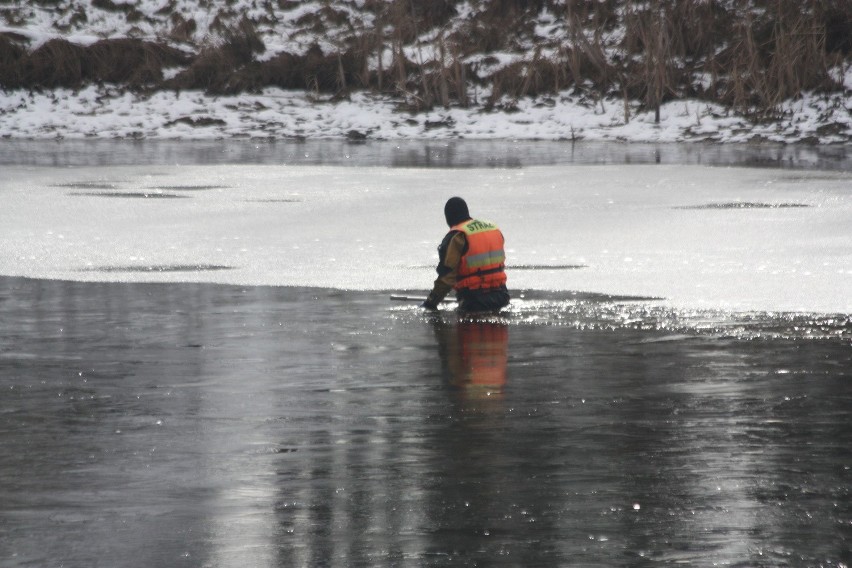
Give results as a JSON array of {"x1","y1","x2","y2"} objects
[{"x1": 1, "y1": 85, "x2": 851, "y2": 144}]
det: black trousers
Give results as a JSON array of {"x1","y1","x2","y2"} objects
[{"x1": 457, "y1": 286, "x2": 510, "y2": 313}]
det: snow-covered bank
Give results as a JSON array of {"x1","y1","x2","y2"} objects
[
  {"x1": 3, "y1": 0, "x2": 852, "y2": 145},
  {"x1": 2, "y1": 86, "x2": 851, "y2": 144},
  {"x1": 2, "y1": 163, "x2": 850, "y2": 315}
]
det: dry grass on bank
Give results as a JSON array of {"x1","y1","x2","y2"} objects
[{"x1": 1, "y1": 0, "x2": 850, "y2": 118}]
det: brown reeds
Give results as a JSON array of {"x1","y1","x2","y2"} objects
[
  {"x1": 1, "y1": 0, "x2": 849, "y2": 120},
  {"x1": 613, "y1": 0, "x2": 850, "y2": 118},
  {"x1": 715, "y1": 0, "x2": 845, "y2": 116},
  {"x1": 628, "y1": 0, "x2": 674, "y2": 122}
]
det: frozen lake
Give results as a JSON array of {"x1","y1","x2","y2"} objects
[
  {"x1": 1, "y1": 140, "x2": 851, "y2": 567},
  {"x1": 2, "y1": 140, "x2": 851, "y2": 313}
]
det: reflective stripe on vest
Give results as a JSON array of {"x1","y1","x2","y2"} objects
[{"x1": 452, "y1": 219, "x2": 507, "y2": 291}]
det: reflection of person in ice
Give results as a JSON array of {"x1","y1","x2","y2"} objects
[{"x1": 432, "y1": 316, "x2": 509, "y2": 399}]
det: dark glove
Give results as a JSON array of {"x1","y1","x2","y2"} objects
[{"x1": 420, "y1": 298, "x2": 438, "y2": 311}]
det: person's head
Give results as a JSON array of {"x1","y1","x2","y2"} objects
[{"x1": 444, "y1": 196, "x2": 471, "y2": 227}]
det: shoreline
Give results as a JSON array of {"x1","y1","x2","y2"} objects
[
  {"x1": 1, "y1": 87, "x2": 851, "y2": 147},
  {"x1": 1, "y1": 136, "x2": 850, "y2": 172}
]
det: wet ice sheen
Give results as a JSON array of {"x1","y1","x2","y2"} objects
[{"x1": 0, "y1": 279, "x2": 849, "y2": 567}]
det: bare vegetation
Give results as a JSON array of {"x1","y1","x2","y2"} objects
[
  {"x1": 1, "y1": 0, "x2": 850, "y2": 119},
  {"x1": 0, "y1": 33, "x2": 189, "y2": 89}
]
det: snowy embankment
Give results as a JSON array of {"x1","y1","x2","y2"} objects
[
  {"x1": 2, "y1": 0, "x2": 852, "y2": 143},
  {"x1": 1, "y1": 85, "x2": 851, "y2": 144},
  {"x1": 2, "y1": 163, "x2": 850, "y2": 315}
]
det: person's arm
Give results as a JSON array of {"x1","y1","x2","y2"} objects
[{"x1": 423, "y1": 231, "x2": 466, "y2": 309}]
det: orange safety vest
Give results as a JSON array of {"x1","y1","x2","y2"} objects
[{"x1": 451, "y1": 219, "x2": 507, "y2": 291}]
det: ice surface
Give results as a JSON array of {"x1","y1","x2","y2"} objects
[{"x1": 1, "y1": 163, "x2": 850, "y2": 314}]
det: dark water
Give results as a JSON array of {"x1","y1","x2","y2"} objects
[
  {"x1": 1, "y1": 138, "x2": 851, "y2": 170},
  {"x1": 1, "y1": 277, "x2": 850, "y2": 567}
]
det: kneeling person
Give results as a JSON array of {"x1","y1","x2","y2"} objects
[{"x1": 423, "y1": 197, "x2": 510, "y2": 313}]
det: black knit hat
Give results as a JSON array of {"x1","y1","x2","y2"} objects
[{"x1": 444, "y1": 196, "x2": 471, "y2": 227}]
